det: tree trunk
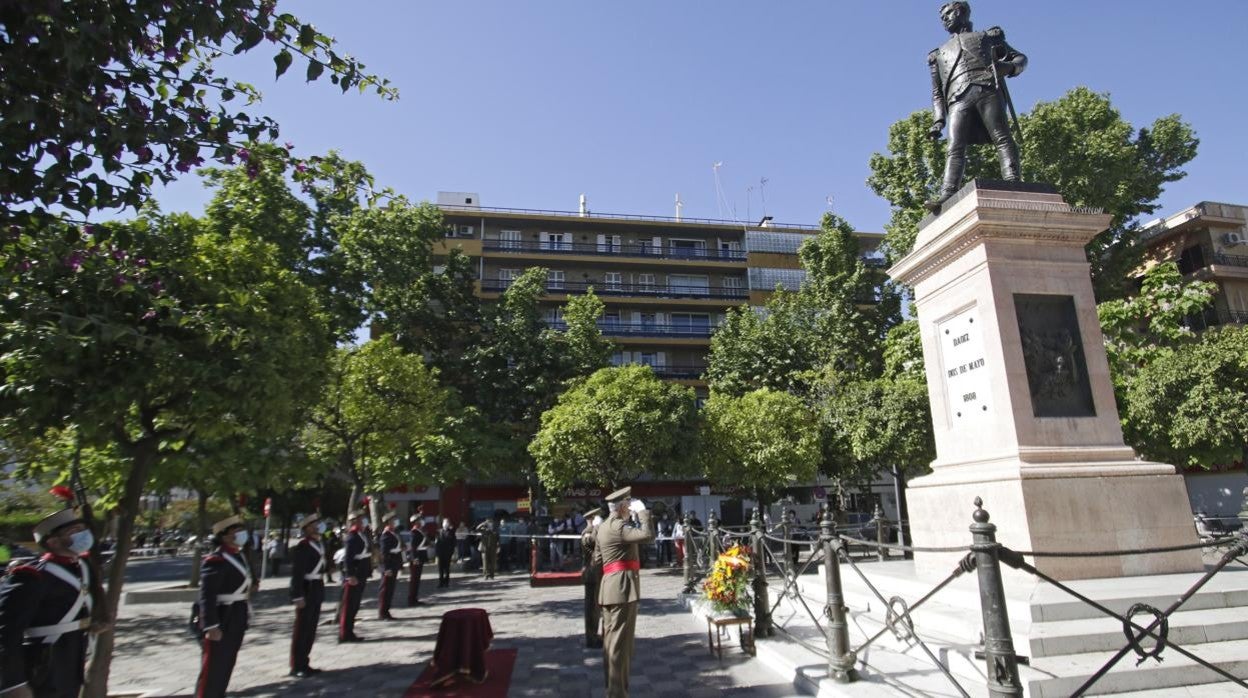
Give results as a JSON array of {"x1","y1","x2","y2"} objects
[
  {"x1": 82, "y1": 441, "x2": 157, "y2": 698},
  {"x1": 369, "y1": 494, "x2": 384, "y2": 535},
  {"x1": 189, "y1": 488, "x2": 209, "y2": 588}
]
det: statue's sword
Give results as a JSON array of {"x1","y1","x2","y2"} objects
[{"x1": 990, "y1": 46, "x2": 1024, "y2": 150}]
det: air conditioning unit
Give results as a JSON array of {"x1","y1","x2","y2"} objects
[
  {"x1": 1223, "y1": 232, "x2": 1246, "y2": 247},
  {"x1": 456, "y1": 224, "x2": 475, "y2": 238}
]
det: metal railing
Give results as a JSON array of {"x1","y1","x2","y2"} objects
[
  {"x1": 1213, "y1": 252, "x2": 1248, "y2": 268},
  {"x1": 483, "y1": 239, "x2": 748, "y2": 262},
  {"x1": 481, "y1": 279, "x2": 749, "y2": 300},
  {"x1": 682, "y1": 495, "x2": 1248, "y2": 697},
  {"x1": 547, "y1": 320, "x2": 717, "y2": 338},
  {"x1": 439, "y1": 203, "x2": 822, "y2": 231}
]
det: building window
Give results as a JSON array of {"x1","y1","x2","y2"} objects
[
  {"x1": 604, "y1": 272, "x2": 622, "y2": 290},
  {"x1": 540, "y1": 232, "x2": 571, "y2": 251},
  {"x1": 722, "y1": 276, "x2": 744, "y2": 289},
  {"x1": 499, "y1": 230, "x2": 521, "y2": 250},
  {"x1": 1177, "y1": 245, "x2": 1207, "y2": 275},
  {"x1": 498, "y1": 268, "x2": 519, "y2": 288},
  {"x1": 637, "y1": 273, "x2": 656, "y2": 287},
  {"x1": 547, "y1": 269, "x2": 565, "y2": 290},
  {"x1": 610, "y1": 351, "x2": 625, "y2": 367},
  {"x1": 597, "y1": 234, "x2": 622, "y2": 252}
]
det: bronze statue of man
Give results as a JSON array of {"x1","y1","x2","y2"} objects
[{"x1": 926, "y1": 1, "x2": 1027, "y2": 212}]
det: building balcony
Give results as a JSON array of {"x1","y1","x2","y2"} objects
[
  {"x1": 549, "y1": 320, "x2": 717, "y2": 339},
  {"x1": 482, "y1": 239, "x2": 746, "y2": 263},
  {"x1": 611, "y1": 363, "x2": 705, "y2": 380},
  {"x1": 481, "y1": 280, "x2": 749, "y2": 301},
  {"x1": 1213, "y1": 253, "x2": 1248, "y2": 268}
]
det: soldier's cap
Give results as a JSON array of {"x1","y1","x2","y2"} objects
[
  {"x1": 584, "y1": 507, "x2": 603, "y2": 519},
  {"x1": 347, "y1": 508, "x2": 366, "y2": 520},
  {"x1": 605, "y1": 486, "x2": 631, "y2": 504},
  {"x1": 409, "y1": 514, "x2": 422, "y2": 523},
  {"x1": 33, "y1": 508, "x2": 84, "y2": 543},
  {"x1": 381, "y1": 511, "x2": 397, "y2": 523},
  {"x1": 211, "y1": 515, "x2": 245, "y2": 535},
  {"x1": 298, "y1": 513, "x2": 322, "y2": 530}
]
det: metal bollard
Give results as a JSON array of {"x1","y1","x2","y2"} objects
[
  {"x1": 781, "y1": 509, "x2": 794, "y2": 580},
  {"x1": 970, "y1": 498, "x2": 1022, "y2": 697},
  {"x1": 682, "y1": 510, "x2": 697, "y2": 594},
  {"x1": 707, "y1": 510, "x2": 721, "y2": 561},
  {"x1": 750, "y1": 507, "x2": 773, "y2": 637},
  {"x1": 873, "y1": 503, "x2": 886, "y2": 563},
  {"x1": 821, "y1": 509, "x2": 857, "y2": 682}
]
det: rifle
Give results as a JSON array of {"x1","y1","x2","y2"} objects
[
  {"x1": 70, "y1": 436, "x2": 110, "y2": 631},
  {"x1": 990, "y1": 45, "x2": 1024, "y2": 152}
]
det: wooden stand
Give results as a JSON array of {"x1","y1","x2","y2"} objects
[{"x1": 706, "y1": 615, "x2": 755, "y2": 658}]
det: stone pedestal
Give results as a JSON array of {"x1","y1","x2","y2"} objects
[{"x1": 888, "y1": 181, "x2": 1202, "y2": 581}]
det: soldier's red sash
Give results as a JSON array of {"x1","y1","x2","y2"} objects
[{"x1": 602, "y1": 560, "x2": 640, "y2": 575}]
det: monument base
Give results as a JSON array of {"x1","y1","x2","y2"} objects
[
  {"x1": 888, "y1": 181, "x2": 1205, "y2": 582},
  {"x1": 907, "y1": 460, "x2": 1203, "y2": 581}
]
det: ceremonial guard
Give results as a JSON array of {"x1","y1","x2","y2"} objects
[
  {"x1": 377, "y1": 512, "x2": 402, "y2": 620},
  {"x1": 475, "y1": 519, "x2": 499, "y2": 580},
  {"x1": 406, "y1": 511, "x2": 428, "y2": 606},
  {"x1": 196, "y1": 515, "x2": 257, "y2": 698},
  {"x1": 593, "y1": 487, "x2": 654, "y2": 698},
  {"x1": 0, "y1": 508, "x2": 103, "y2": 698},
  {"x1": 580, "y1": 507, "x2": 604, "y2": 649},
  {"x1": 288, "y1": 514, "x2": 326, "y2": 678},
  {"x1": 337, "y1": 509, "x2": 372, "y2": 642}
]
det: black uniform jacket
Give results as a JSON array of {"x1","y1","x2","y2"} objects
[
  {"x1": 343, "y1": 527, "x2": 373, "y2": 581},
  {"x1": 198, "y1": 546, "x2": 252, "y2": 631},
  {"x1": 288, "y1": 537, "x2": 326, "y2": 601},
  {"x1": 379, "y1": 529, "x2": 403, "y2": 573},
  {"x1": 0, "y1": 553, "x2": 91, "y2": 691}
]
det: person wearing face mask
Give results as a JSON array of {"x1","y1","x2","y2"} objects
[
  {"x1": 579, "y1": 507, "x2": 604, "y2": 649},
  {"x1": 376, "y1": 512, "x2": 402, "y2": 620},
  {"x1": 288, "y1": 514, "x2": 327, "y2": 679},
  {"x1": 337, "y1": 510, "x2": 372, "y2": 643},
  {"x1": 0, "y1": 507, "x2": 107, "y2": 698},
  {"x1": 195, "y1": 515, "x2": 258, "y2": 698}
]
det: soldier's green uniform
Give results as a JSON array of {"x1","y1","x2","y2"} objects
[
  {"x1": 593, "y1": 488, "x2": 654, "y2": 698},
  {"x1": 580, "y1": 507, "x2": 603, "y2": 648},
  {"x1": 476, "y1": 520, "x2": 498, "y2": 580}
]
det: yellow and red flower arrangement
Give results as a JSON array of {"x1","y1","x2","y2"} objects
[{"x1": 702, "y1": 544, "x2": 753, "y2": 615}]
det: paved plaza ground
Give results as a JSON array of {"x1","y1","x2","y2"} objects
[{"x1": 110, "y1": 564, "x2": 803, "y2": 697}]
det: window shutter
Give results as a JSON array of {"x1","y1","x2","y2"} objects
[{"x1": 657, "y1": 351, "x2": 667, "y2": 367}]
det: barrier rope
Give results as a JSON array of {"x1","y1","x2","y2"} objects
[
  {"x1": 837, "y1": 534, "x2": 971, "y2": 554},
  {"x1": 1006, "y1": 536, "x2": 1237, "y2": 558}
]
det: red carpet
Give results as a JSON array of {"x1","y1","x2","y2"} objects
[
  {"x1": 529, "y1": 571, "x2": 582, "y2": 587},
  {"x1": 404, "y1": 648, "x2": 517, "y2": 697}
]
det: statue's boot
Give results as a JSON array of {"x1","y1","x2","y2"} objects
[{"x1": 924, "y1": 187, "x2": 958, "y2": 214}]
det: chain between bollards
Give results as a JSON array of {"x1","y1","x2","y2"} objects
[
  {"x1": 821, "y1": 508, "x2": 858, "y2": 683},
  {"x1": 970, "y1": 497, "x2": 1022, "y2": 697},
  {"x1": 751, "y1": 507, "x2": 773, "y2": 638}
]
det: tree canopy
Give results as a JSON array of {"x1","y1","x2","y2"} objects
[
  {"x1": 0, "y1": 0, "x2": 395, "y2": 232},
  {"x1": 530, "y1": 365, "x2": 698, "y2": 492},
  {"x1": 698, "y1": 389, "x2": 821, "y2": 503}
]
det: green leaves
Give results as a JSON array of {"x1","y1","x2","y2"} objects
[
  {"x1": 530, "y1": 366, "x2": 698, "y2": 492},
  {"x1": 699, "y1": 389, "x2": 820, "y2": 499},
  {"x1": 274, "y1": 49, "x2": 293, "y2": 78}
]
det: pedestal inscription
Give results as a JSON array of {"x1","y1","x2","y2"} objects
[
  {"x1": 1014, "y1": 294, "x2": 1095, "y2": 418},
  {"x1": 937, "y1": 305, "x2": 991, "y2": 424}
]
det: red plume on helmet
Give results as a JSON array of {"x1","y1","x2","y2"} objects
[{"x1": 49, "y1": 485, "x2": 75, "y2": 503}]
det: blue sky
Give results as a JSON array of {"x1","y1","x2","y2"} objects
[{"x1": 150, "y1": 0, "x2": 1248, "y2": 233}]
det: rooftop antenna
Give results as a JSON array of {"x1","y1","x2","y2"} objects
[
  {"x1": 675, "y1": 193, "x2": 683, "y2": 221},
  {"x1": 745, "y1": 183, "x2": 754, "y2": 223},
  {"x1": 759, "y1": 177, "x2": 770, "y2": 218},
  {"x1": 579, "y1": 193, "x2": 587, "y2": 217},
  {"x1": 712, "y1": 162, "x2": 725, "y2": 218}
]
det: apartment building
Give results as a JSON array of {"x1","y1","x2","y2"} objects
[
  {"x1": 1136, "y1": 201, "x2": 1248, "y2": 518},
  {"x1": 1137, "y1": 201, "x2": 1248, "y2": 329},
  {"x1": 434, "y1": 191, "x2": 885, "y2": 399}
]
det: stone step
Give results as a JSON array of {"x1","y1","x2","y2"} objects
[
  {"x1": 1027, "y1": 637, "x2": 1248, "y2": 697},
  {"x1": 1030, "y1": 605, "x2": 1248, "y2": 658}
]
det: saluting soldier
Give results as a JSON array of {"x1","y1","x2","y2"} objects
[
  {"x1": 377, "y1": 512, "x2": 402, "y2": 620},
  {"x1": 593, "y1": 487, "x2": 654, "y2": 698},
  {"x1": 406, "y1": 511, "x2": 428, "y2": 606},
  {"x1": 288, "y1": 514, "x2": 326, "y2": 679},
  {"x1": 337, "y1": 509, "x2": 372, "y2": 643},
  {"x1": 475, "y1": 519, "x2": 499, "y2": 580},
  {"x1": 196, "y1": 515, "x2": 258, "y2": 698},
  {"x1": 580, "y1": 507, "x2": 604, "y2": 649},
  {"x1": 0, "y1": 508, "x2": 106, "y2": 698}
]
